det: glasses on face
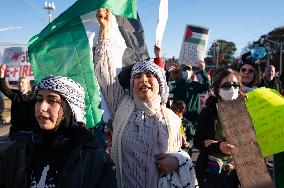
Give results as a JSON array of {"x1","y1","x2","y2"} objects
[
  {"x1": 240, "y1": 67, "x2": 255, "y2": 74},
  {"x1": 220, "y1": 82, "x2": 240, "y2": 90}
]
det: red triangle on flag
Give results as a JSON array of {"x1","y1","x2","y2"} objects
[{"x1": 184, "y1": 25, "x2": 193, "y2": 42}]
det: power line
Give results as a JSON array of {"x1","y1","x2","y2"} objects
[
  {"x1": 140, "y1": 0, "x2": 199, "y2": 19},
  {"x1": 20, "y1": 0, "x2": 46, "y2": 19},
  {"x1": 170, "y1": 0, "x2": 200, "y2": 11},
  {"x1": 0, "y1": 27, "x2": 21, "y2": 32},
  {"x1": 223, "y1": 14, "x2": 284, "y2": 40},
  {"x1": 0, "y1": 42, "x2": 27, "y2": 46},
  {"x1": 138, "y1": 0, "x2": 159, "y2": 10}
]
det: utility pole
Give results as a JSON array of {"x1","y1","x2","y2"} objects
[
  {"x1": 216, "y1": 41, "x2": 220, "y2": 69},
  {"x1": 43, "y1": 1, "x2": 55, "y2": 23},
  {"x1": 261, "y1": 35, "x2": 284, "y2": 73},
  {"x1": 280, "y1": 42, "x2": 283, "y2": 74}
]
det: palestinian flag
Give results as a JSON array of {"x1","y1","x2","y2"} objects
[
  {"x1": 178, "y1": 24, "x2": 210, "y2": 66},
  {"x1": 184, "y1": 25, "x2": 209, "y2": 46},
  {"x1": 29, "y1": 0, "x2": 149, "y2": 128}
]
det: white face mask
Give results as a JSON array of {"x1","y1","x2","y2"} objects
[
  {"x1": 219, "y1": 87, "x2": 239, "y2": 101},
  {"x1": 182, "y1": 71, "x2": 192, "y2": 80}
]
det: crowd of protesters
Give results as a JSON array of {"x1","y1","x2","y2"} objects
[{"x1": 0, "y1": 7, "x2": 284, "y2": 188}]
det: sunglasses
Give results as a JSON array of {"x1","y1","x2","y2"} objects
[
  {"x1": 240, "y1": 67, "x2": 254, "y2": 74},
  {"x1": 220, "y1": 82, "x2": 240, "y2": 90}
]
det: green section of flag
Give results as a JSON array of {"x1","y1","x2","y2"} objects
[
  {"x1": 28, "y1": 0, "x2": 137, "y2": 128},
  {"x1": 187, "y1": 37, "x2": 206, "y2": 46}
]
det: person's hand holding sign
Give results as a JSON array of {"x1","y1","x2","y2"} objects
[
  {"x1": 0, "y1": 64, "x2": 7, "y2": 78},
  {"x1": 198, "y1": 60, "x2": 206, "y2": 71},
  {"x1": 220, "y1": 142, "x2": 235, "y2": 155}
]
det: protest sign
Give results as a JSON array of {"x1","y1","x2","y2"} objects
[
  {"x1": 0, "y1": 46, "x2": 34, "y2": 81},
  {"x1": 178, "y1": 24, "x2": 210, "y2": 66},
  {"x1": 246, "y1": 88, "x2": 284, "y2": 157},
  {"x1": 217, "y1": 98, "x2": 274, "y2": 188}
]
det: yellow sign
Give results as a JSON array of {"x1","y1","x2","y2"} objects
[{"x1": 246, "y1": 88, "x2": 284, "y2": 157}]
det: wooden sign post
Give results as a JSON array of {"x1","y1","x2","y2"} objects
[{"x1": 217, "y1": 98, "x2": 274, "y2": 188}]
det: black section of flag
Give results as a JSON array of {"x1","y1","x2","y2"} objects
[
  {"x1": 116, "y1": 13, "x2": 149, "y2": 67},
  {"x1": 189, "y1": 25, "x2": 209, "y2": 34}
]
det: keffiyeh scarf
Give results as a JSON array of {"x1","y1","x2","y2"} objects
[
  {"x1": 130, "y1": 60, "x2": 169, "y2": 104},
  {"x1": 35, "y1": 76, "x2": 86, "y2": 123}
]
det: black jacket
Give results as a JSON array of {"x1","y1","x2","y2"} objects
[
  {"x1": 0, "y1": 78, "x2": 36, "y2": 134},
  {"x1": 0, "y1": 126, "x2": 117, "y2": 188},
  {"x1": 258, "y1": 77, "x2": 282, "y2": 92},
  {"x1": 193, "y1": 96, "x2": 222, "y2": 185}
]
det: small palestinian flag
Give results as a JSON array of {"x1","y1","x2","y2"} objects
[
  {"x1": 184, "y1": 25, "x2": 209, "y2": 46},
  {"x1": 178, "y1": 24, "x2": 210, "y2": 66}
]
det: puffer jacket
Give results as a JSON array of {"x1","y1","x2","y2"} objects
[{"x1": 0, "y1": 127, "x2": 117, "y2": 188}]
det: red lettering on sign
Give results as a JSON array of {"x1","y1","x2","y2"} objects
[
  {"x1": 13, "y1": 67, "x2": 18, "y2": 77},
  {"x1": 23, "y1": 65, "x2": 28, "y2": 76},
  {"x1": 28, "y1": 65, "x2": 33, "y2": 76},
  {"x1": 19, "y1": 65, "x2": 23, "y2": 76},
  {"x1": 5, "y1": 69, "x2": 10, "y2": 77}
]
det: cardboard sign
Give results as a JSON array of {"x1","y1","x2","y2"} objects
[
  {"x1": 246, "y1": 88, "x2": 284, "y2": 157},
  {"x1": 217, "y1": 98, "x2": 274, "y2": 188},
  {"x1": 178, "y1": 24, "x2": 210, "y2": 66}
]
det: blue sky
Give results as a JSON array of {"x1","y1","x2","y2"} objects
[{"x1": 0, "y1": 0, "x2": 284, "y2": 58}]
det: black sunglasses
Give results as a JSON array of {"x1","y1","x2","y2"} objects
[
  {"x1": 240, "y1": 67, "x2": 254, "y2": 74},
  {"x1": 220, "y1": 82, "x2": 240, "y2": 90}
]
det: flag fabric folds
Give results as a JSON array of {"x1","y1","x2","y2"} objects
[{"x1": 28, "y1": 0, "x2": 145, "y2": 128}]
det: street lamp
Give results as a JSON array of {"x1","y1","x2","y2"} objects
[
  {"x1": 261, "y1": 35, "x2": 284, "y2": 73},
  {"x1": 43, "y1": 1, "x2": 56, "y2": 23}
]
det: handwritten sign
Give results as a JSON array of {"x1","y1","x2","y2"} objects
[
  {"x1": 217, "y1": 98, "x2": 274, "y2": 188},
  {"x1": 1, "y1": 47, "x2": 29, "y2": 66},
  {"x1": 178, "y1": 24, "x2": 210, "y2": 66},
  {"x1": 5, "y1": 63, "x2": 34, "y2": 81},
  {"x1": 246, "y1": 88, "x2": 284, "y2": 157},
  {"x1": 0, "y1": 46, "x2": 34, "y2": 81}
]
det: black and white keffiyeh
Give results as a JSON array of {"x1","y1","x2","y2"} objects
[
  {"x1": 35, "y1": 76, "x2": 86, "y2": 123},
  {"x1": 130, "y1": 60, "x2": 169, "y2": 104}
]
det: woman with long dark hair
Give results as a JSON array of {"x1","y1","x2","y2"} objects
[
  {"x1": 194, "y1": 68, "x2": 242, "y2": 187},
  {"x1": 0, "y1": 76, "x2": 117, "y2": 188}
]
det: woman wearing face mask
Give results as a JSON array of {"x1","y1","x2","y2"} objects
[
  {"x1": 0, "y1": 63, "x2": 37, "y2": 140},
  {"x1": 239, "y1": 51, "x2": 260, "y2": 93},
  {"x1": 0, "y1": 75, "x2": 117, "y2": 188},
  {"x1": 194, "y1": 68, "x2": 243, "y2": 188},
  {"x1": 94, "y1": 8, "x2": 197, "y2": 188}
]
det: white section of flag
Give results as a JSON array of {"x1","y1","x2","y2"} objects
[
  {"x1": 156, "y1": 0, "x2": 168, "y2": 45},
  {"x1": 81, "y1": 12, "x2": 127, "y2": 122}
]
